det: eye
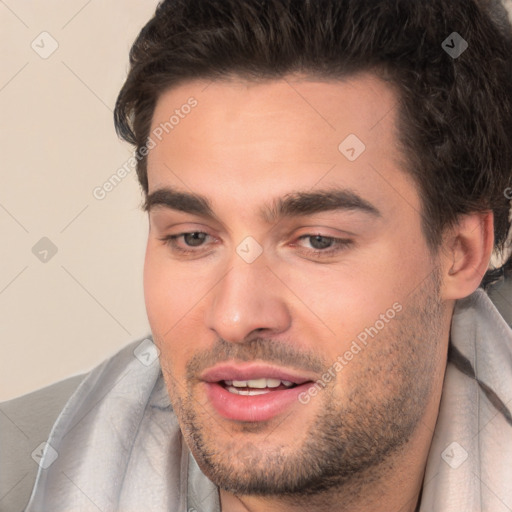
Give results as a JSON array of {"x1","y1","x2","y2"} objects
[
  {"x1": 294, "y1": 234, "x2": 353, "y2": 257},
  {"x1": 179, "y1": 232, "x2": 208, "y2": 247},
  {"x1": 305, "y1": 235, "x2": 335, "y2": 250},
  {"x1": 158, "y1": 231, "x2": 215, "y2": 255}
]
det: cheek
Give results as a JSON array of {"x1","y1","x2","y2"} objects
[
  {"x1": 287, "y1": 251, "x2": 403, "y2": 345},
  {"x1": 144, "y1": 243, "x2": 172, "y2": 328},
  {"x1": 144, "y1": 241, "x2": 195, "y2": 324},
  {"x1": 143, "y1": 242, "x2": 210, "y2": 373}
]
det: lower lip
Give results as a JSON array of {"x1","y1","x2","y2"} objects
[{"x1": 204, "y1": 382, "x2": 313, "y2": 422}]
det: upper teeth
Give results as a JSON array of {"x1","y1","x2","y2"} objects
[{"x1": 224, "y1": 378, "x2": 294, "y2": 388}]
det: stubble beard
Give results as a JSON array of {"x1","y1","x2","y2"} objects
[{"x1": 163, "y1": 270, "x2": 445, "y2": 501}]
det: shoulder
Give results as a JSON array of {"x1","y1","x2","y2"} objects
[
  {"x1": 0, "y1": 374, "x2": 87, "y2": 511},
  {"x1": 0, "y1": 337, "x2": 158, "y2": 512}
]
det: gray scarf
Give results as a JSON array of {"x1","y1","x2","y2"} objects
[{"x1": 25, "y1": 289, "x2": 512, "y2": 511}]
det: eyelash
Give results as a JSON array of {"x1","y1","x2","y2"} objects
[
  {"x1": 294, "y1": 234, "x2": 353, "y2": 257},
  {"x1": 158, "y1": 232, "x2": 353, "y2": 258},
  {"x1": 158, "y1": 233, "x2": 216, "y2": 256}
]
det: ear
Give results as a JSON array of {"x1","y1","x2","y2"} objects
[{"x1": 440, "y1": 211, "x2": 494, "y2": 300}]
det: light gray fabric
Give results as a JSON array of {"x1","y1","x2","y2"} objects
[
  {"x1": 420, "y1": 289, "x2": 512, "y2": 511},
  {"x1": 2, "y1": 288, "x2": 511, "y2": 511},
  {"x1": 0, "y1": 374, "x2": 85, "y2": 512},
  {"x1": 488, "y1": 275, "x2": 512, "y2": 328}
]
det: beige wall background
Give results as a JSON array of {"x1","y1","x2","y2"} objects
[
  {"x1": 1, "y1": 1, "x2": 512, "y2": 401},
  {"x1": 1, "y1": 1, "x2": 160, "y2": 401}
]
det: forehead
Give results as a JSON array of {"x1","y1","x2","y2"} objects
[
  {"x1": 146, "y1": 73, "x2": 420, "y2": 221},
  {"x1": 149, "y1": 73, "x2": 398, "y2": 158}
]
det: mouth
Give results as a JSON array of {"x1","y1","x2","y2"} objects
[
  {"x1": 221, "y1": 378, "x2": 297, "y2": 395},
  {"x1": 200, "y1": 364, "x2": 315, "y2": 422}
]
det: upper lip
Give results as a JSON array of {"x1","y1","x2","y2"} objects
[{"x1": 200, "y1": 363, "x2": 315, "y2": 385}]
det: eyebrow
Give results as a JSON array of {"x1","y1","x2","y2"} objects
[{"x1": 144, "y1": 186, "x2": 381, "y2": 222}]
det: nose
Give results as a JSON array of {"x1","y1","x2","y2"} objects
[{"x1": 205, "y1": 255, "x2": 292, "y2": 343}]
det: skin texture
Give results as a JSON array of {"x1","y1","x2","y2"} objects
[{"x1": 143, "y1": 74, "x2": 493, "y2": 512}]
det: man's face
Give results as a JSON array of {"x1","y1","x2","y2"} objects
[{"x1": 144, "y1": 74, "x2": 448, "y2": 496}]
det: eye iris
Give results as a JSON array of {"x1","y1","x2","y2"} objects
[
  {"x1": 310, "y1": 235, "x2": 332, "y2": 250},
  {"x1": 184, "y1": 232, "x2": 207, "y2": 247}
]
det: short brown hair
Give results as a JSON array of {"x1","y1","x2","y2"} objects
[{"x1": 114, "y1": 0, "x2": 512, "y2": 255}]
